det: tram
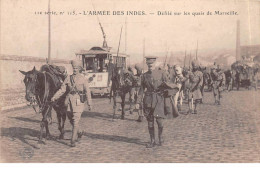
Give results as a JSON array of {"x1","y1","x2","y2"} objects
[{"x1": 75, "y1": 47, "x2": 129, "y2": 96}]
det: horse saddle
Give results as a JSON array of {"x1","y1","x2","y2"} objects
[{"x1": 40, "y1": 64, "x2": 68, "y2": 88}]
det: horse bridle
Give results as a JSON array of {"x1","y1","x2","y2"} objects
[{"x1": 31, "y1": 72, "x2": 50, "y2": 114}]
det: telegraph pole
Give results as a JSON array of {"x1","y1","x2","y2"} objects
[
  {"x1": 195, "y1": 40, "x2": 198, "y2": 60},
  {"x1": 48, "y1": 0, "x2": 51, "y2": 63},
  {"x1": 184, "y1": 49, "x2": 187, "y2": 68},
  {"x1": 143, "y1": 38, "x2": 145, "y2": 72}
]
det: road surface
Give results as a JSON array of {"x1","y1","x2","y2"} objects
[{"x1": 0, "y1": 90, "x2": 259, "y2": 162}]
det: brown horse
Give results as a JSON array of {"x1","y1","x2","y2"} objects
[
  {"x1": 110, "y1": 67, "x2": 135, "y2": 120},
  {"x1": 19, "y1": 66, "x2": 68, "y2": 144}
]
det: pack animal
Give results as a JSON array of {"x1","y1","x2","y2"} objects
[
  {"x1": 20, "y1": 66, "x2": 68, "y2": 144},
  {"x1": 110, "y1": 67, "x2": 134, "y2": 120}
]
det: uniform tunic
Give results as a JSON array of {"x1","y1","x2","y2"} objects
[
  {"x1": 138, "y1": 69, "x2": 178, "y2": 119},
  {"x1": 188, "y1": 70, "x2": 203, "y2": 100},
  {"x1": 211, "y1": 71, "x2": 224, "y2": 98},
  {"x1": 53, "y1": 73, "x2": 92, "y2": 112}
]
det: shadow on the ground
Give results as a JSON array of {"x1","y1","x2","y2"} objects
[
  {"x1": 0, "y1": 127, "x2": 76, "y2": 148},
  {"x1": 8, "y1": 117, "x2": 41, "y2": 124},
  {"x1": 83, "y1": 132, "x2": 146, "y2": 146},
  {"x1": 82, "y1": 111, "x2": 113, "y2": 119},
  {"x1": 81, "y1": 111, "x2": 136, "y2": 122},
  {"x1": 1, "y1": 127, "x2": 41, "y2": 149}
]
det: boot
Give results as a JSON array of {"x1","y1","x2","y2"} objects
[
  {"x1": 158, "y1": 127, "x2": 164, "y2": 146},
  {"x1": 137, "y1": 116, "x2": 143, "y2": 122},
  {"x1": 177, "y1": 104, "x2": 181, "y2": 111},
  {"x1": 71, "y1": 141, "x2": 76, "y2": 147},
  {"x1": 76, "y1": 131, "x2": 84, "y2": 142},
  {"x1": 187, "y1": 109, "x2": 192, "y2": 114},
  {"x1": 121, "y1": 111, "x2": 125, "y2": 120},
  {"x1": 146, "y1": 127, "x2": 156, "y2": 148}
]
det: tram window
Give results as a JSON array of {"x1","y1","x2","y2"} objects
[
  {"x1": 99, "y1": 58, "x2": 104, "y2": 72},
  {"x1": 85, "y1": 57, "x2": 94, "y2": 70}
]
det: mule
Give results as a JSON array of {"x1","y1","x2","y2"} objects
[{"x1": 20, "y1": 66, "x2": 67, "y2": 144}]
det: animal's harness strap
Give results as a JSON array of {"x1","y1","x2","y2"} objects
[{"x1": 32, "y1": 72, "x2": 50, "y2": 114}]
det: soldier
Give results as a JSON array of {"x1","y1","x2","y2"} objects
[
  {"x1": 200, "y1": 66, "x2": 207, "y2": 103},
  {"x1": 51, "y1": 60, "x2": 92, "y2": 147},
  {"x1": 129, "y1": 65, "x2": 144, "y2": 122},
  {"x1": 165, "y1": 63, "x2": 176, "y2": 83},
  {"x1": 187, "y1": 60, "x2": 203, "y2": 114},
  {"x1": 107, "y1": 58, "x2": 115, "y2": 87},
  {"x1": 173, "y1": 65, "x2": 184, "y2": 112},
  {"x1": 211, "y1": 65, "x2": 225, "y2": 105},
  {"x1": 136, "y1": 57, "x2": 179, "y2": 148},
  {"x1": 92, "y1": 60, "x2": 98, "y2": 73},
  {"x1": 235, "y1": 70, "x2": 240, "y2": 90},
  {"x1": 226, "y1": 69, "x2": 233, "y2": 91}
]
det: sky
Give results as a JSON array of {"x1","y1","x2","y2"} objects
[{"x1": 1, "y1": 0, "x2": 260, "y2": 64}]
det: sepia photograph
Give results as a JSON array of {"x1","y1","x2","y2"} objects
[{"x1": 0, "y1": 0, "x2": 260, "y2": 164}]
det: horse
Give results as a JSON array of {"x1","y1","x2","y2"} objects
[
  {"x1": 19, "y1": 66, "x2": 68, "y2": 144},
  {"x1": 110, "y1": 66, "x2": 135, "y2": 120}
]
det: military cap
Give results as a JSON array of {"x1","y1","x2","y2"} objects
[
  {"x1": 145, "y1": 56, "x2": 157, "y2": 65},
  {"x1": 174, "y1": 65, "x2": 182, "y2": 75},
  {"x1": 71, "y1": 60, "x2": 82, "y2": 68},
  {"x1": 217, "y1": 64, "x2": 221, "y2": 70},
  {"x1": 128, "y1": 66, "x2": 133, "y2": 72},
  {"x1": 134, "y1": 64, "x2": 142, "y2": 70}
]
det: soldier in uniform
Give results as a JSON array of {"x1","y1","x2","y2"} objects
[
  {"x1": 107, "y1": 58, "x2": 115, "y2": 87},
  {"x1": 136, "y1": 57, "x2": 179, "y2": 148},
  {"x1": 211, "y1": 65, "x2": 224, "y2": 105},
  {"x1": 173, "y1": 65, "x2": 185, "y2": 112},
  {"x1": 165, "y1": 63, "x2": 176, "y2": 83},
  {"x1": 129, "y1": 65, "x2": 144, "y2": 122},
  {"x1": 51, "y1": 60, "x2": 92, "y2": 147},
  {"x1": 92, "y1": 60, "x2": 98, "y2": 73},
  {"x1": 187, "y1": 60, "x2": 203, "y2": 114}
]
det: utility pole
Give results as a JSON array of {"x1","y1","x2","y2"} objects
[
  {"x1": 189, "y1": 51, "x2": 191, "y2": 70},
  {"x1": 236, "y1": 20, "x2": 241, "y2": 61},
  {"x1": 125, "y1": 17, "x2": 127, "y2": 53},
  {"x1": 143, "y1": 38, "x2": 145, "y2": 72},
  {"x1": 48, "y1": 0, "x2": 51, "y2": 63},
  {"x1": 195, "y1": 40, "x2": 198, "y2": 60},
  {"x1": 184, "y1": 49, "x2": 186, "y2": 68},
  {"x1": 116, "y1": 26, "x2": 123, "y2": 59}
]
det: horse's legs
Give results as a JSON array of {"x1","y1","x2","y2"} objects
[
  {"x1": 112, "y1": 91, "x2": 117, "y2": 120},
  {"x1": 45, "y1": 120, "x2": 51, "y2": 140},
  {"x1": 121, "y1": 93, "x2": 126, "y2": 120},
  {"x1": 38, "y1": 108, "x2": 50, "y2": 144},
  {"x1": 129, "y1": 88, "x2": 134, "y2": 114},
  {"x1": 45, "y1": 107, "x2": 52, "y2": 140},
  {"x1": 56, "y1": 109, "x2": 66, "y2": 139},
  {"x1": 38, "y1": 119, "x2": 45, "y2": 144}
]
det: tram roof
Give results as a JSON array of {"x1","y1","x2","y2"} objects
[{"x1": 76, "y1": 46, "x2": 129, "y2": 57}]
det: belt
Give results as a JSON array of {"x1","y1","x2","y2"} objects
[
  {"x1": 145, "y1": 90, "x2": 163, "y2": 96},
  {"x1": 70, "y1": 91, "x2": 84, "y2": 95}
]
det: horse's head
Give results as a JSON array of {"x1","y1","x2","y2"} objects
[
  {"x1": 113, "y1": 67, "x2": 133, "y2": 88},
  {"x1": 19, "y1": 66, "x2": 39, "y2": 104}
]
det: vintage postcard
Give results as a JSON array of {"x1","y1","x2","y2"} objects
[{"x1": 0, "y1": 0, "x2": 260, "y2": 163}]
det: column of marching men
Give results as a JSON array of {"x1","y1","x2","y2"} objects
[{"x1": 50, "y1": 59, "x2": 232, "y2": 148}]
